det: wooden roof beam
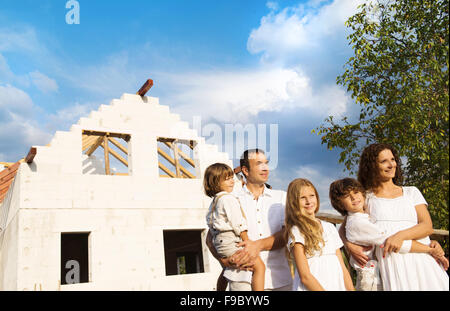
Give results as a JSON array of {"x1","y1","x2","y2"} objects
[
  {"x1": 100, "y1": 142, "x2": 128, "y2": 167},
  {"x1": 158, "y1": 163, "x2": 175, "y2": 178},
  {"x1": 25, "y1": 147, "x2": 37, "y2": 163},
  {"x1": 163, "y1": 141, "x2": 195, "y2": 168},
  {"x1": 82, "y1": 135, "x2": 99, "y2": 152},
  {"x1": 108, "y1": 137, "x2": 128, "y2": 155},
  {"x1": 136, "y1": 79, "x2": 153, "y2": 96},
  {"x1": 157, "y1": 148, "x2": 194, "y2": 178},
  {"x1": 86, "y1": 136, "x2": 104, "y2": 156}
]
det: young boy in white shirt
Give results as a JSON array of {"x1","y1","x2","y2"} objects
[{"x1": 329, "y1": 178, "x2": 447, "y2": 291}]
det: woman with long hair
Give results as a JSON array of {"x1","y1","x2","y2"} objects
[{"x1": 345, "y1": 143, "x2": 448, "y2": 290}]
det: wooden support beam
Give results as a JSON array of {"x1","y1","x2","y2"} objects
[
  {"x1": 163, "y1": 141, "x2": 195, "y2": 168},
  {"x1": 82, "y1": 130, "x2": 130, "y2": 142},
  {"x1": 108, "y1": 137, "x2": 128, "y2": 155},
  {"x1": 158, "y1": 163, "x2": 175, "y2": 178},
  {"x1": 180, "y1": 167, "x2": 194, "y2": 178},
  {"x1": 157, "y1": 148, "x2": 175, "y2": 166},
  {"x1": 82, "y1": 136, "x2": 99, "y2": 151},
  {"x1": 103, "y1": 135, "x2": 110, "y2": 175},
  {"x1": 171, "y1": 143, "x2": 181, "y2": 178},
  {"x1": 86, "y1": 135, "x2": 104, "y2": 156},
  {"x1": 157, "y1": 137, "x2": 176, "y2": 143},
  {"x1": 25, "y1": 147, "x2": 37, "y2": 164},
  {"x1": 177, "y1": 148, "x2": 195, "y2": 168},
  {"x1": 136, "y1": 79, "x2": 154, "y2": 96},
  {"x1": 100, "y1": 143, "x2": 128, "y2": 167},
  {"x1": 157, "y1": 148, "x2": 195, "y2": 178}
]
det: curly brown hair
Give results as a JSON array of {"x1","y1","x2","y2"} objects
[
  {"x1": 329, "y1": 178, "x2": 366, "y2": 216},
  {"x1": 357, "y1": 143, "x2": 403, "y2": 191}
]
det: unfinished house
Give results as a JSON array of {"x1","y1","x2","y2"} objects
[{"x1": 0, "y1": 81, "x2": 237, "y2": 290}]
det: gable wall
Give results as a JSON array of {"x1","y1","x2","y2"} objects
[{"x1": 0, "y1": 93, "x2": 235, "y2": 290}]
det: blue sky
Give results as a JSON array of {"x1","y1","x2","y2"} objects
[{"x1": 0, "y1": 0, "x2": 366, "y2": 212}]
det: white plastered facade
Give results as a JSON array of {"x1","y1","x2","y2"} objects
[{"x1": 0, "y1": 93, "x2": 237, "y2": 290}]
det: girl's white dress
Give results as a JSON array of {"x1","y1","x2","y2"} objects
[
  {"x1": 367, "y1": 186, "x2": 449, "y2": 291},
  {"x1": 288, "y1": 220, "x2": 347, "y2": 291}
]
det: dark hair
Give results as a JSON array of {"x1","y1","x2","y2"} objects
[
  {"x1": 329, "y1": 178, "x2": 366, "y2": 216},
  {"x1": 203, "y1": 163, "x2": 234, "y2": 197},
  {"x1": 239, "y1": 149, "x2": 265, "y2": 178},
  {"x1": 357, "y1": 143, "x2": 403, "y2": 191}
]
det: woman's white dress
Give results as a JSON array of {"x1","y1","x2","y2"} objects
[
  {"x1": 367, "y1": 186, "x2": 449, "y2": 291},
  {"x1": 289, "y1": 220, "x2": 347, "y2": 291}
]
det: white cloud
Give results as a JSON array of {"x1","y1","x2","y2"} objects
[
  {"x1": 266, "y1": 1, "x2": 279, "y2": 11},
  {"x1": 0, "y1": 85, "x2": 52, "y2": 161},
  {"x1": 163, "y1": 66, "x2": 349, "y2": 122},
  {"x1": 0, "y1": 54, "x2": 14, "y2": 81},
  {"x1": 0, "y1": 53, "x2": 32, "y2": 88},
  {"x1": 60, "y1": 52, "x2": 139, "y2": 97},
  {"x1": 154, "y1": 0, "x2": 356, "y2": 125},
  {"x1": 0, "y1": 84, "x2": 34, "y2": 115},
  {"x1": 165, "y1": 67, "x2": 308, "y2": 121},
  {"x1": 248, "y1": 0, "x2": 364, "y2": 63},
  {"x1": 29, "y1": 71, "x2": 58, "y2": 93},
  {"x1": 0, "y1": 26, "x2": 42, "y2": 53},
  {"x1": 45, "y1": 102, "x2": 98, "y2": 132}
]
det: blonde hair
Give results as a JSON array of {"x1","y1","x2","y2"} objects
[
  {"x1": 203, "y1": 163, "x2": 234, "y2": 197},
  {"x1": 284, "y1": 178, "x2": 324, "y2": 258}
]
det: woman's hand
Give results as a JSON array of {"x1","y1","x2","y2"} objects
[
  {"x1": 381, "y1": 232, "x2": 405, "y2": 258},
  {"x1": 345, "y1": 241, "x2": 372, "y2": 267},
  {"x1": 429, "y1": 240, "x2": 445, "y2": 258},
  {"x1": 428, "y1": 240, "x2": 448, "y2": 271},
  {"x1": 436, "y1": 256, "x2": 449, "y2": 271}
]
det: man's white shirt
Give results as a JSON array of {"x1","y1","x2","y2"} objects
[{"x1": 223, "y1": 185, "x2": 292, "y2": 289}]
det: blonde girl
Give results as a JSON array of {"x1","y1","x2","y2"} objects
[
  {"x1": 204, "y1": 163, "x2": 265, "y2": 291},
  {"x1": 285, "y1": 178, "x2": 354, "y2": 291}
]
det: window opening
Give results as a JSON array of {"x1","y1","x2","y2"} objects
[
  {"x1": 157, "y1": 137, "x2": 196, "y2": 178},
  {"x1": 82, "y1": 130, "x2": 130, "y2": 175},
  {"x1": 163, "y1": 230, "x2": 204, "y2": 275},
  {"x1": 61, "y1": 232, "x2": 90, "y2": 284}
]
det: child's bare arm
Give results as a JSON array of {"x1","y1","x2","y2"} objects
[
  {"x1": 336, "y1": 249, "x2": 355, "y2": 291},
  {"x1": 293, "y1": 243, "x2": 324, "y2": 291},
  {"x1": 408, "y1": 240, "x2": 433, "y2": 254},
  {"x1": 240, "y1": 230, "x2": 249, "y2": 241}
]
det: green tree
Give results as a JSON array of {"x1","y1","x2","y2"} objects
[{"x1": 314, "y1": 0, "x2": 449, "y2": 231}]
